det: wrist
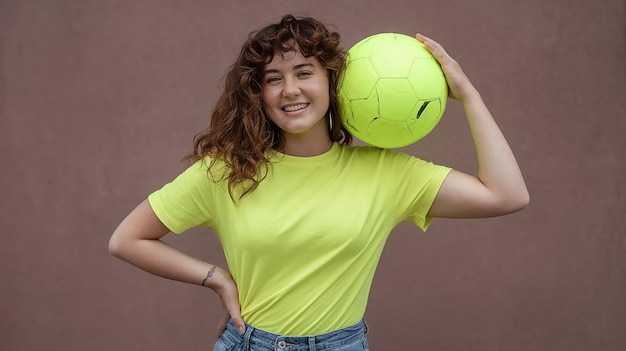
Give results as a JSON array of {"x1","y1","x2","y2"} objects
[
  {"x1": 458, "y1": 86, "x2": 481, "y2": 104},
  {"x1": 201, "y1": 266, "x2": 235, "y2": 292},
  {"x1": 201, "y1": 266, "x2": 217, "y2": 287}
]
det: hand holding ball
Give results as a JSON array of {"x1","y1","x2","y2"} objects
[{"x1": 338, "y1": 33, "x2": 448, "y2": 148}]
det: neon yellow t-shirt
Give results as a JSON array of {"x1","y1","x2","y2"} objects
[{"x1": 148, "y1": 143, "x2": 451, "y2": 335}]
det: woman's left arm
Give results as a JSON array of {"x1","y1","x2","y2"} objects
[{"x1": 417, "y1": 34, "x2": 530, "y2": 218}]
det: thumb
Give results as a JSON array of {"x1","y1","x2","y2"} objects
[
  {"x1": 230, "y1": 313, "x2": 246, "y2": 335},
  {"x1": 211, "y1": 267, "x2": 246, "y2": 335},
  {"x1": 223, "y1": 298, "x2": 246, "y2": 334},
  {"x1": 219, "y1": 286, "x2": 246, "y2": 335}
]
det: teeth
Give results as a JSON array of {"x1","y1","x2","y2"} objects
[{"x1": 283, "y1": 103, "x2": 308, "y2": 112}]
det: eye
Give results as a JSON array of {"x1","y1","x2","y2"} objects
[
  {"x1": 264, "y1": 76, "x2": 281, "y2": 85},
  {"x1": 297, "y1": 71, "x2": 313, "y2": 78}
]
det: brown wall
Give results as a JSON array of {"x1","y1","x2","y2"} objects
[{"x1": 1, "y1": 1, "x2": 624, "y2": 350}]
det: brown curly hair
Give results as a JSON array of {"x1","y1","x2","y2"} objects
[{"x1": 185, "y1": 14, "x2": 352, "y2": 201}]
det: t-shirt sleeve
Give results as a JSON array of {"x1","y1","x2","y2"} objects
[
  {"x1": 148, "y1": 160, "x2": 217, "y2": 234},
  {"x1": 385, "y1": 150, "x2": 452, "y2": 231}
]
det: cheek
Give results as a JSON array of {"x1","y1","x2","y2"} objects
[
  {"x1": 318, "y1": 78, "x2": 330, "y2": 102},
  {"x1": 261, "y1": 91, "x2": 279, "y2": 123},
  {"x1": 261, "y1": 88, "x2": 278, "y2": 110}
]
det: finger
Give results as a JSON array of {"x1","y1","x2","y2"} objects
[
  {"x1": 221, "y1": 294, "x2": 246, "y2": 334},
  {"x1": 415, "y1": 33, "x2": 427, "y2": 43},
  {"x1": 224, "y1": 302, "x2": 245, "y2": 334},
  {"x1": 415, "y1": 33, "x2": 450, "y2": 62},
  {"x1": 416, "y1": 33, "x2": 437, "y2": 47},
  {"x1": 230, "y1": 313, "x2": 246, "y2": 335},
  {"x1": 212, "y1": 267, "x2": 246, "y2": 334}
]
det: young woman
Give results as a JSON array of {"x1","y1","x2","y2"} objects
[{"x1": 109, "y1": 14, "x2": 529, "y2": 351}]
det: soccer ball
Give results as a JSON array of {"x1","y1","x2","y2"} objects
[{"x1": 338, "y1": 33, "x2": 448, "y2": 148}]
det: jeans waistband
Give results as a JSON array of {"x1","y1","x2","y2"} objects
[{"x1": 221, "y1": 318, "x2": 368, "y2": 351}]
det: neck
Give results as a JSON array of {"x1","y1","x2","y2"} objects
[{"x1": 282, "y1": 135, "x2": 333, "y2": 157}]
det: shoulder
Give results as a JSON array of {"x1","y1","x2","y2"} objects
[
  {"x1": 342, "y1": 144, "x2": 452, "y2": 182},
  {"x1": 338, "y1": 144, "x2": 430, "y2": 165},
  {"x1": 160, "y1": 156, "x2": 229, "y2": 190},
  {"x1": 337, "y1": 143, "x2": 388, "y2": 158}
]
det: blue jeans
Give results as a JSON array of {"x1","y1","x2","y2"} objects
[{"x1": 213, "y1": 319, "x2": 370, "y2": 351}]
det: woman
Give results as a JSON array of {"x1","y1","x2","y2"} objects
[{"x1": 109, "y1": 14, "x2": 529, "y2": 350}]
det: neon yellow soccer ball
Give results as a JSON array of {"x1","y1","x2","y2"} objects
[{"x1": 338, "y1": 33, "x2": 448, "y2": 148}]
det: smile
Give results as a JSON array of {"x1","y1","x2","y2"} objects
[{"x1": 282, "y1": 103, "x2": 309, "y2": 112}]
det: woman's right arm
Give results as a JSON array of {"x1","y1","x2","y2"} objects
[{"x1": 108, "y1": 199, "x2": 246, "y2": 336}]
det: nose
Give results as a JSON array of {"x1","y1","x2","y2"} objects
[{"x1": 282, "y1": 76, "x2": 301, "y2": 97}]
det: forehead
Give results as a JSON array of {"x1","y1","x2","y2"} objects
[{"x1": 264, "y1": 49, "x2": 320, "y2": 71}]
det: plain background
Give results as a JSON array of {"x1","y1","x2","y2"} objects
[{"x1": 1, "y1": 0, "x2": 624, "y2": 350}]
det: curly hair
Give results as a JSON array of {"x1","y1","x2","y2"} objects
[{"x1": 185, "y1": 14, "x2": 352, "y2": 201}]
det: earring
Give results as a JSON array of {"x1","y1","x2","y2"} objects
[{"x1": 328, "y1": 110, "x2": 334, "y2": 132}]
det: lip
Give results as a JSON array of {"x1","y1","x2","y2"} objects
[{"x1": 281, "y1": 103, "x2": 310, "y2": 113}]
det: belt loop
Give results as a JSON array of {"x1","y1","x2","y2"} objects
[
  {"x1": 362, "y1": 319, "x2": 369, "y2": 334},
  {"x1": 308, "y1": 336, "x2": 316, "y2": 351},
  {"x1": 242, "y1": 325, "x2": 254, "y2": 351}
]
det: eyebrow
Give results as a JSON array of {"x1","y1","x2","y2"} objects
[{"x1": 263, "y1": 63, "x2": 316, "y2": 76}]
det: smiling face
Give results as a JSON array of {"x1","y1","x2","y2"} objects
[{"x1": 261, "y1": 49, "x2": 331, "y2": 150}]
